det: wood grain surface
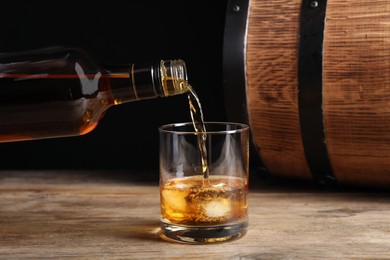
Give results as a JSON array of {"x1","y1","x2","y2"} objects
[
  {"x1": 246, "y1": 0, "x2": 312, "y2": 179},
  {"x1": 323, "y1": 0, "x2": 390, "y2": 187},
  {"x1": 245, "y1": 0, "x2": 390, "y2": 188},
  {"x1": 0, "y1": 170, "x2": 389, "y2": 259}
]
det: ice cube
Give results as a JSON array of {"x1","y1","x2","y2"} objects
[
  {"x1": 203, "y1": 198, "x2": 231, "y2": 218},
  {"x1": 162, "y1": 189, "x2": 188, "y2": 212}
]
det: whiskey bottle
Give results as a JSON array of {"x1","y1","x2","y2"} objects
[{"x1": 0, "y1": 47, "x2": 189, "y2": 143}]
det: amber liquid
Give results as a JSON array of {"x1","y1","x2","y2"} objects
[
  {"x1": 0, "y1": 73, "x2": 125, "y2": 143},
  {"x1": 160, "y1": 175, "x2": 248, "y2": 226},
  {"x1": 186, "y1": 83, "x2": 210, "y2": 181}
]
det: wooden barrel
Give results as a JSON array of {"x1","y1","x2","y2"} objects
[{"x1": 223, "y1": 0, "x2": 390, "y2": 188}]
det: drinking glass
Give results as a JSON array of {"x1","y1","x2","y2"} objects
[{"x1": 159, "y1": 122, "x2": 249, "y2": 244}]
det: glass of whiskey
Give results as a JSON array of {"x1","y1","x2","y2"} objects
[{"x1": 159, "y1": 122, "x2": 249, "y2": 244}]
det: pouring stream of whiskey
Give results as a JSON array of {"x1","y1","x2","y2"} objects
[{"x1": 186, "y1": 83, "x2": 210, "y2": 185}]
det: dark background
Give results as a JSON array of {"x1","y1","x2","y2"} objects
[{"x1": 0, "y1": 1, "x2": 229, "y2": 172}]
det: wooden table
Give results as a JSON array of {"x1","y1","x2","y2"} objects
[{"x1": 0, "y1": 170, "x2": 389, "y2": 259}]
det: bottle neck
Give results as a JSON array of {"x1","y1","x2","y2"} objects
[{"x1": 106, "y1": 60, "x2": 189, "y2": 105}]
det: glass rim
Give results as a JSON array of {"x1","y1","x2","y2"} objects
[{"x1": 158, "y1": 121, "x2": 249, "y2": 134}]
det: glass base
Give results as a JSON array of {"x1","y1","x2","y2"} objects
[{"x1": 159, "y1": 219, "x2": 248, "y2": 244}]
